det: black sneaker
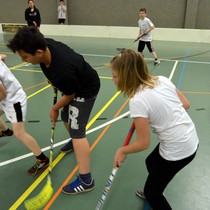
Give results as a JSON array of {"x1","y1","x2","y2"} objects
[
  {"x1": 0, "y1": 129, "x2": 13, "y2": 138},
  {"x1": 27, "y1": 158, "x2": 49, "y2": 175},
  {"x1": 60, "y1": 140, "x2": 74, "y2": 153}
]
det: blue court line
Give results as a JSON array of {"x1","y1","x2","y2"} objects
[
  {"x1": 143, "y1": 49, "x2": 190, "y2": 210},
  {"x1": 177, "y1": 49, "x2": 190, "y2": 90}
]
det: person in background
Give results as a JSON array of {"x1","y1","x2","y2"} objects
[
  {"x1": 137, "y1": 8, "x2": 160, "y2": 66},
  {"x1": 7, "y1": 26, "x2": 101, "y2": 195},
  {"x1": 58, "y1": 0, "x2": 67, "y2": 24},
  {"x1": 111, "y1": 49, "x2": 199, "y2": 210},
  {"x1": 0, "y1": 56, "x2": 49, "y2": 175},
  {"x1": 25, "y1": 0, "x2": 41, "y2": 30}
]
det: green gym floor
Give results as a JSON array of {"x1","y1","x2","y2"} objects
[{"x1": 0, "y1": 34, "x2": 210, "y2": 210}]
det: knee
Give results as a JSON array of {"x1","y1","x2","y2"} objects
[{"x1": 14, "y1": 130, "x2": 25, "y2": 140}]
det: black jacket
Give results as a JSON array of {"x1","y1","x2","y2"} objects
[{"x1": 25, "y1": 7, "x2": 41, "y2": 27}]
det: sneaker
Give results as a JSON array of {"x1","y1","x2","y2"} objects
[
  {"x1": 27, "y1": 158, "x2": 49, "y2": 175},
  {"x1": 154, "y1": 59, "x2": 160, "y2": 66},
  {"x1": 0, "y1": 129, "x2": 13, "y2": 138},
  {"x1": 60, "y1": 139, "x2": 74, "y2": 153},
  {"x1": 136, "y1": 188, "x2": 146, "y2": 199},
  {"x1": 62, "y1": 176, "x2": 95, "y2": 194}
]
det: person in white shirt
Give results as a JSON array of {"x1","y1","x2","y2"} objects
[
  {"x1": 57, "y1": 0, "x2": 67, "y2": 24},
  {"x1": 137, "y1": 8, "x2": 160, "y2": 66},
  {"x1": 0, "y1": 59, "x2": 49, "y2": 175},
  {"x1": 111, "y1": 49, "x2": 199, "y2": 210},
  {"x1": 0, "y1": 54, "x2": 13, "y2": 138}
]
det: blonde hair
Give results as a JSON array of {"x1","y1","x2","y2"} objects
[{"x1": 110, "y1": 49, "x2": 157, "y2": 98}]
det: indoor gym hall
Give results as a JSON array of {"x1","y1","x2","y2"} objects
[{"x1": 0, "y1": 34, "x2": 210, "y2": 210}]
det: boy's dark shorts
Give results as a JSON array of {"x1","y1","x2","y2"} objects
[{"x1": 61, "y1": 96, "x2": 97, "y2": 139}]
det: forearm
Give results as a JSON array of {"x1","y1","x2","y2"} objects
[
  {"x1": 145, "y1": 26, "x2": 154, "y2": 34},
  {"x1": 120, "y1": 139, "x2": 149, "y2": 155},
  {"x1": 176, "y1": 88, "x2": 190, "y2": 109},
  {"x1": 52, "y1": 94, "x2": 75, "y2": 110}
]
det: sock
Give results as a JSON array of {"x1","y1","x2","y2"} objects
[
  {"x1": 36, "y1": 152, "x2": 47, "y2": 161},
  {"x1": 155, "y1": 58, "x2": 158, "y2": 60},
  {"x1": 2, "y1": 128, "x2": 10, "y2": 134},
  {"x1": 79, "y1": 172, "x2": 92, "y2": 184}
]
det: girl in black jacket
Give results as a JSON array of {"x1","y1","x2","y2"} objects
[{"x1": 25, "y1": 0, "x2": 41, "y2": 29}]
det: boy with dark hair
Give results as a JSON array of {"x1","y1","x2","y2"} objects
[{"x1": 7, "y1": 26, "x2": 100, "y2": 194}]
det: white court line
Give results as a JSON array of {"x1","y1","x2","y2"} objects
[
  {"x1": 0, "y1": 59, "x2": 180, "y2": 167},
  {"x1": 0, "y1": 111, "x2": 130, "y2": 167},
  {"x1": 169, "y1": 60, "x2": 178, "y2": 81},
  {"x1": 82, "y1": 53, "x2": 210, "y2": 65}
]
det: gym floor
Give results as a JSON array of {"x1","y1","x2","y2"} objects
[{"x1": 0, "y1": 33, "x2": 210, "y2": 210}]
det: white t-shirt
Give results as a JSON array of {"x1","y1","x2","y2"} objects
[
  {"x1": 138, "y1": 17, "x2": 154, "y2": 42},
  {"x1": 129, "y1": 76, "x2": 199, "y2": 161},
  {"x1": 58, "y1": 5, "x2": 67, "y2": 19},
  {"x1": 0, "y1": 60, "x2": 26, "y2": 110}
]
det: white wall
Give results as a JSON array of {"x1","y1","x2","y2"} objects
[{"x1": 1, "y1": 24, "x2": 210, "y2": 43}]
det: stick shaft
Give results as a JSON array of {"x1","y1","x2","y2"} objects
[
  {"x1": 48, "y1": 89, "x2": 58, "y2": 178},
  {"x1": 95, "y1": 122, "x2": 135, "y2": 210}
]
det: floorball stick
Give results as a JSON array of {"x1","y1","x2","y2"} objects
[
  {"x1": 116, "y1": 34, "x2": 145, "y2": 52},
  {"x1": 24, "y1": 88, "x2": 58, "y2": 210},
  {"x1": 95, "y1": 122, "x2": 135, "y2": 210}
]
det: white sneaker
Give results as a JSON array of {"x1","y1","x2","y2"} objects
[
  {"x1": 154, "y1": 59, "x2": 160, "y2": 66},
  {"x1": 136, "y1": 188, "x2": 146, "y2": 199}
]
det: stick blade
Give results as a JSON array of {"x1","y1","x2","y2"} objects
[{"x1": 24, "y1": 179, "x2": 53, "y2": 210}]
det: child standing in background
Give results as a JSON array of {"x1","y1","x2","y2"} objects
[
  {"x1": 137, "y1": 8, "x2": 160, "y2": 66},
  {"x1": 58, "y1": 0, "x2": 67, "y2": 24},
  {"x1": 25, "y1": 0, "x2": 41, "y2": 29}
]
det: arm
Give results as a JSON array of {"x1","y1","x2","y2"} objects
[
  {"x1": 36, "y1": 9, "x2": 41, "y2": 27},
  {"x1": 0, "y1": 54, "x2": 7, "y2": 63},
  {"x1": 50, "y1": 93, "x2": 75, "y2": 126},
  {"x1": 114, "y1": 117, "x2": 150, "y2": 167},
  {"x1": 144, "y1": 25, "x2": 155, "y2": 35},
  {"x1": 61, "y1": 5, "x2": 67, "y2": 13},
  {"x1": 25, "y1": 9, "x2": 32, "y2": 24},
  {"x1": 0, "y1": 84, "x2": 7, "y2": 101},
  {"x1": 137, "y1": 28, "x2": 142, "y2": 38},
  {"x1": 176, "y1": 88, "x2": 190, "y2": 110}
]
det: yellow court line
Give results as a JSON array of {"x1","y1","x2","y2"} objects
[
  {"x1": 182, "y1": 91, "x2": 210, "y2": 95},
  {"x1": 9, "y1": 91, "x2": 121, "y2": 210},
  {"x1": 27, "y1": 85, "x2": 51, "y2": 99},
  {"x1": 10, "y1": 62, "x2": 29, "y2": 70},
  {"x1": 0, "y1": 51, "x2": 13, "y2": 54},
  {"x1": 11, "y1": 68, "x2": 42, "y2": 73},
  {"x1": 99, "y1": 76, "x2": 112, "y2": 80}
]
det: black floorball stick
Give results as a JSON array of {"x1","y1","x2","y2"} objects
[{"x1": 116, "y1": 34, "x2": 145, "y2": 52}]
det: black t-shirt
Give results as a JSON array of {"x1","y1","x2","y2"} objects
[{"x1": 40, "y1": 38, "x2": 100, "y2": 98}]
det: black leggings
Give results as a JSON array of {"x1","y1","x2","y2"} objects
[{"x1": 144, "y1": 144, "x2": 197, "y2": 210}]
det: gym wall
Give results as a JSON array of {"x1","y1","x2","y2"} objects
[{"x1": 0, "y1": 0, "x2": 209, "y2": 29}]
